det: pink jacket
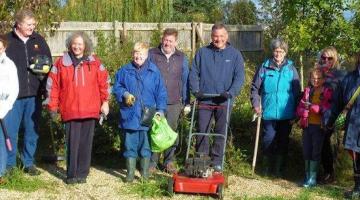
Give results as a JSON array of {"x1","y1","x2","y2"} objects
[{"x1": 296, "y1": 86, "x2": 333, "y2": 128}]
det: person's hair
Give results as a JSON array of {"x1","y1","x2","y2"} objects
[
  {"x1": 270, "y1": 38, "x2": 288, "y2": 54},
  {"x1": 319, "y1": 46, "x2": 339, "y2": 69},
  {"x1": 133, "y1": 42, "x2": 149, "y2": 53},
  {"x1": 0, "y1": 35, "x2": 8, "y2": 48},
  {"x1": 163, "y1": 28, "x2": 178, "y2": 39},
  {"x1": 65, "y1": 31, "x2": 93, "y2": 57},
  {"x1": 211, "y1": 23, "x2": 228, "y2": 33},
  {"x1": 14, "y1": 9, "x2": 35, "y2": 25}
]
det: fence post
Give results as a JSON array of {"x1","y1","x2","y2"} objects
[
  {"x1": 121, "y1": 22, "x2": 128, "y2": 42},
  {"x1": 191, "y1": 22, "x2": 196, "y2": 58}
]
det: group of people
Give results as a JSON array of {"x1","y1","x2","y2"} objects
[{"x1": 1, "y1": 8, "x2": 360, "y2": 199}]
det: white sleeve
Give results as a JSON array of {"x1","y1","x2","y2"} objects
[{"x1": 0, "y1": 60, "x2": 19, "y2": 119}]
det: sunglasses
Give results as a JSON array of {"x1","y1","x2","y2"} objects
[{"x1": 321, "y1": 56, "x2": 334, "y2": 61}]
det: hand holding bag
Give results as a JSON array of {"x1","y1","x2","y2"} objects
[
  {"x1": 334, "y1": 85, "x2": 360, "y2": 130},
  {"x1": 150, "y1": 116, "x2": 178, "y2": 152}
]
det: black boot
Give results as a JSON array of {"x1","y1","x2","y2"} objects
[
  {"x1": 303, "y1": 160, "x2": 310, "y2": 187},
  {"x1": 126, "y1": 158, "x2": 136, "y2": 183},
  {"x1": 274, "y1": 155, "x2": 286, "y2": 178},
  {"x1": 344, "y1": 175, "x2": 360, "y2": 199},
  {"x1": 262, "y1": 155, "x2": 271, "y2": 176}
]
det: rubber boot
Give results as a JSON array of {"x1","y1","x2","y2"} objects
[
  {"x1": 304, "y1": 160, "x2": 318, "y2": 188},
  {"x1": 344, "y1": 175, "x2": 360, "y2": 199},
  {"x1": 262, "y1": 155, "x2": 271, "y2": 176},
  {"x1": 126, "y1": 158, "x2": 136, "y2": 183},
  {"x1": 303, "y1": 160, "x2": 310, "y2": 186},
  {"x1": 140, "y1": 157, "x2": 150, "y2": 180},
  {"x1": 274, "y1": 155, "x2": 285, "y2": 178}
]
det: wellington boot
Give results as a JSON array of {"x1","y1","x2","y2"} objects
[
  {"x1": 126, "y1": 158, "x2": 137, "y2": 183},
  {"x1": 140, "y1": 157, "x2": 150, "y2": 180},
  {"x1": 274, "y1": 155, "x2": 286, "y2": 178},
  {"x1": 303, "y1": 160, "x2": 310, "y2": 186},
  {"x1": 303, "y1": 161, "x2": 318, "y2": 188},
  {"x1": 262, "y1": 155, "x2": 272, "y2": 176},
  {"x1": 344, "y1": 175, "x2": 360, "y2": 199}
]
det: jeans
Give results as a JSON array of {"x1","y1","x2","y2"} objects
[
  {"x1": 4, "y1": 97, "x2": 40, "y2": 168},
  {"x1": 302, "y1": 124, "x2": 325, "y2": 161},
  {"x1": 0, "y1": 121, "x2": 6, "y2": 176},
  {"x1": 123, "y1": 129, "x2": 151, "y2": 158},
  {"x1": 262, "y1": 119, "x2": 292, "y2": 156}
]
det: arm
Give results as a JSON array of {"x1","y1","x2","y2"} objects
[
  {"x1": 112, "y1": 68, "x2": 128, "y2": 104},
  {"x1": 45, "y1": 58, "x2": 61, "y2": 112},
  {"x1": 227, "y1": 52, "x2": 245, "y2": 97},
  {"x1": 0, "y1": 61, "x2": 19, "y2": 119},
  {"x1": 189, "y1": 51, "x2": 201, "y2": 94},
  {"x1": 250, "y1": 64, "x2": 264, "y2": 110},
  {"x1": 155, "y1": 72, "x2": 168, "y2": 112},
  {"x1": 97, "y1": 61, "x2": 111, "y2": 104},
  {"x1": 182, "y1": 56, "x2": 190, "y2": 105},
  {"x1": 326, "y1": 79, "x2": 346, "y2": 127},
  {"x1": 291, "y1": 65, "x2": 302, "y2": 104}
]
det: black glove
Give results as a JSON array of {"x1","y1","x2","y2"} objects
[
  {"x1": 220, "y1": 91, "x2": 232, "y2": 99},
  {"x1": 194, "y1": 91, "x2": 203, "y2": 99}
]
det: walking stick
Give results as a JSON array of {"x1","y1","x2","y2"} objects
[
  {"x1": 251, "y1": 112, "x2": 261, "y2": 175},
  {"x1": 0, "y1": 119, "x2": 12, "y2": 151}
]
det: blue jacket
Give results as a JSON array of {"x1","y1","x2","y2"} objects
[
  {"x1": 250, "y1": 58, "x2": 301, "y2": 120},
  {"x1": 113, "y1": 60, "x2": 167, "y2": 131},
  {"x1": 189, "y1": 43, "x2": 245, "y2": 104},
  {"x1": 326, "y1": 70, "x2": 360, "y2": 152}
]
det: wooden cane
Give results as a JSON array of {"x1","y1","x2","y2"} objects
[{"x1": 252, "y1": 112, "x2": 261, "y2": 175}]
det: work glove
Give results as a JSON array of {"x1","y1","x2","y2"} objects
[
  {"x1": 50, "y1": 111, "x2": 60, "y2": 122},
  {"x1": 220, "y1": 91, "x2": 232, "y2": 99},
  {"x1": 193, "y1": 91, "x2": 203, "y2": 99},
  {"x1": 183, "y1": 105, "x2": 191, "y2": 115},
  {"x1": 124, "y1": 92, "x2": 136, "y2": 107},
  {"x1": 101, "y1": 101, "x2": 109, "y2": 116}
]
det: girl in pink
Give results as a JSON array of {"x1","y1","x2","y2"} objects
[{"x1": 296, "y1": 67, "x2": 333, "y2": 187}]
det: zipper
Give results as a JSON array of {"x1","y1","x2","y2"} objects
[{"x1": 24, "y1": 42, "x2": 30, "y2": 95}]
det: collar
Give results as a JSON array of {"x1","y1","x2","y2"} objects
[
  {"x1": 209, "y1": 42, "x2": 230, "y2": 51},
  {"x1": 160, "y1": 45, "x2": 175, "y2": 56},
  {"x1": 63, "y1": 52, "x2": 94, "y2": 67}
]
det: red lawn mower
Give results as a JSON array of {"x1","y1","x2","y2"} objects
[{"x1": 168, "y1": 94, "x2": 231, "y2": 199}]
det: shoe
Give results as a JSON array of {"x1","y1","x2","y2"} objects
[
  {"x1": 213, "y1": 165, "x2": 223, "y2": 172},
  {"x1": 164, "y1": 162, "x2": 177, "y2": 174},
  {"x1": 24, "y1": 166, "x2": 41, "y2": 176},
  {"x1": 77, "y1": 178, "x2": 87, "y2": 184},
  {"x1": 320, "y1": 173, "x2": 335, "y2": 184},
  {"x1": 65, "y1": 178, "x2": 77, "y2": 185},
  {"x1": 0, "y1": 177, "x2": 6, "y2": 185}
]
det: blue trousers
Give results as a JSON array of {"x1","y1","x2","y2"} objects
[
  {"x1": 196, "y1": 104, "x2": 231, "y2": 166},
  {"x1": 4, "y1": 97, "x2": 40, "y2": 168},
  {"x1": 302, "y1": 124, "x2": 325, "y2": 161},
  {"x1": 123, "y1": 130, "x2": 151, "y2": 158},
  {"x1": 0, "y1": 122, "x2": 6, "y2": 176},
  {"x1": 262, "y1": 119, "x2": 292, "y2": 156}
]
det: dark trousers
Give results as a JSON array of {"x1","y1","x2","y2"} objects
[
  {"x1": 302, "y1": 124, "x2": 325, "y2": 161},
  {"x1": 151, "y1": 103, "x2": 182, "y2": 167},
  {"x1": 262, "y1": 119, "x2": 292, "y2": 156},
  {"x1": 321, "y1": 131, "x2": 334, "y2": 174},
  {"x1": 65, "y1": 119, "x2": 95, "y2": 179},
  {"x1": 196, "y1": 104, "x2": 231, "y2": 166}
]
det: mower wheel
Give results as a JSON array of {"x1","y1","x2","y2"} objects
[
  {"x1": 167, "y1": 177, "x2": 174, "y2": 196},
  {"x1": 217, "y1": 184, "x2": 224, "y2": 200}
]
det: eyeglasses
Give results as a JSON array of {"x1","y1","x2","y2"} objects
[{"x1": 321, "y1": 56, "x2": 334, "y2": 61}]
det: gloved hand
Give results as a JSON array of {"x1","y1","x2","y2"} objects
[
  {"x1": 50, "y1": 111, "x2": 60, "y2": 122},
  {"x1": 220, "y1": 91, "x2": 232, "y2": 99},
  {"x1": 253, "y1": 106, "x2": 261, "y2": 115},
  {"x1": 101, "y1": 101, "x2": 109, "y2": 116},
  {"x1": 155, "y1": 111, "x2": 164, "y2": 118},
  {"x1": 124, "y1": 92, "x2": 136, "y2": 107},
  {"x1": 193, "y1": 91, "x2": 203, "y2": 99},
  {"x1": 183, "y1": 105, "x2": 191, "y2": 115}
]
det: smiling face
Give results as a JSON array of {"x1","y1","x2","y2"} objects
[
  {"x1": 161, "y1": 34, "x2": 177, "y2": 54},
  {"x1": 320, "y1": 52, "x2": 335, "y2": 68},
  {"x1": 211, "y1": 28, "x2": 228, "y2": 49},
  {"x1": 71, "y1": 36, "x2": 85, "y2": 58},
  {"x1": 310, "y1": 71, "x2": 325, "y2": 88},
  {"x1": 133, "y1": 50, "x2": 148, "y2": 66},
  {"x1": 16, "y1": 17, "x2": 36, "y2": 38},
  {"x1": 273, "y1": 47, "x2": 286, "y2": 64}
]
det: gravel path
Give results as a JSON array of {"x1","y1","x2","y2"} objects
[{"x1": 0, "y1": 165, "x2": 337, "y2": 200}]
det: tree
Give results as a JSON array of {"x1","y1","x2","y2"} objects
[
  {"x1": 225, "y1": 0, "x2": 257, "y2": 25},
  {"x1": 0, "y1": 0, "x2": 61, "y2": 34},
  {"x1": 172, "y1": 0, "x2": 224, "y2": 22}
]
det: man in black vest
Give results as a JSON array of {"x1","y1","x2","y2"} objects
[{"x1": 149, "y1": 28, "x2": 190, "y2": 173}]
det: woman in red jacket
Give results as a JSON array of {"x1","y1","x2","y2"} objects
[{"x1": 45, "y1": 31, "x2": 110, "y2": 184}]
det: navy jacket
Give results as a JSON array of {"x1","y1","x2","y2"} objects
[
  {"x1": 113, "y1": 60, "x2": 167, "y2": 131},
  {"x1": 326, "y1": 69, "x2": 360, "y2": 152},
  {"x1": 189, "y1": 43, "x2": 245, "y2": 104},
  {"x1": 149, "y1": 46, "x2": 190, "y2": 105},
  {"x1": 6, "y1": 30, "x2": 52, "y2": 99}
]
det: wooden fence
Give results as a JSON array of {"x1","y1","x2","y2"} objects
[{"x1": 46, "y1": 22, "x2": 264, "y2": 57}]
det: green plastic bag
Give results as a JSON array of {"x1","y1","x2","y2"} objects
[
  {"x1": 335, "y1": 112, "x2": 346, "y2": 131},
  {"x1": 150, "y1": 116, "x2": 178, "y2": 152}
]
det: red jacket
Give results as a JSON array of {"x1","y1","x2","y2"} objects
[
  {"x1": 296, "y1": 86, "x2": 333, "y2": 128},
  {"x1": 45, "y1": 53, "x2": 110, "y2": 121}
]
